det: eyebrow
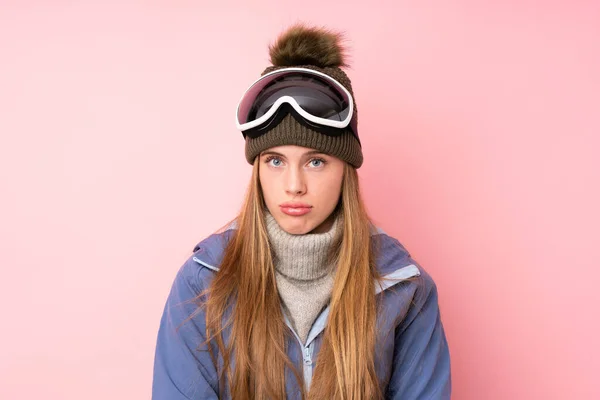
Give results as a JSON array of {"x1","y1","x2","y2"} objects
[{"x1": 260, "y1": 150, "x2": 327, "y2": 158}]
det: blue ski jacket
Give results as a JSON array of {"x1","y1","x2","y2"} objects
[{"x1": 152, "y1": 224, "x2": 451, "y2": 399}]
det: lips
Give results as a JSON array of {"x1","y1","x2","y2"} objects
[{"x1": 279, "y1": 202, "x2": 312, "y2": 217}]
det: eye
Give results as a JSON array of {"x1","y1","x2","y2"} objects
[
  {"x1": 309, "y1": 158, "x2": 327, "y2": 168},
  {"x1": 265, "y1": 155, "x2": 283, "y2": 167}
]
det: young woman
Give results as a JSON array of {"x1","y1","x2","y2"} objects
[{"x1": 152, "y1": 24, "x2": 451, "y2": 400}]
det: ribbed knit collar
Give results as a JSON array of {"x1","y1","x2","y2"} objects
[{"x1": 265, "y1": 209, "x2": 342, "y2": 281}]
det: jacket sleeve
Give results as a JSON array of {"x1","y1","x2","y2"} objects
[
  {"x1": 386, "y1": 270, "x2": 452, "y2": 399},
  {"x1": 152, "y1": 259, "x2": 220, "y2": 400}
]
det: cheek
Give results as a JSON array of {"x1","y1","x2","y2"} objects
[
  {"x1": 314, "y1": 172, "x2": 343, "y2": 201},
  {"x1": 259, "y1": 171, "x2": 276, "y2": 202}
]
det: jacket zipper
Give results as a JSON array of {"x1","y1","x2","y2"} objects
[
  {"x1": 282, "y1": 314, "x2": 314, "y2": 391},
  {"x1": 303, "y1": 341, "x2": 315, "y2": 389}
]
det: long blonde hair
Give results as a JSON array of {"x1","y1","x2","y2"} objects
[{"x1": 201, "y1": 158, "x2": 382, "y2": 399}]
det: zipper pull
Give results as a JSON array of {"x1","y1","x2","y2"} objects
[{"x1": 303, "y1": 347, "x2": 312, "y2": 365}]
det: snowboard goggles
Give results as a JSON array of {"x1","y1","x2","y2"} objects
[{"x1": 235, "y1": 67, "x2": 358, "y2": 141}]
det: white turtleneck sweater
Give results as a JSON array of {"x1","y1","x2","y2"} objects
[{"x1": 265, "y1": 210, "x2": 342, "y2": 343}]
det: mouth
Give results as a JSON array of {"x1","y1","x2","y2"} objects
[{"x1": 279, "y1": 203, "x2": 312, "y2": 217}]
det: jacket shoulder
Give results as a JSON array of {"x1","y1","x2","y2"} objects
[
  {"x1": 373, "y1": 231, "x2": 440, "y2": 301},
  {"x1": 174, "y1": 228, "x2": 235, "y2": 294}
]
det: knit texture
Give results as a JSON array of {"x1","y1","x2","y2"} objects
[
  {"x1": 244, "y1": 64, "x2": 363, "y2": 168},
  {"x1": 265, "y1": 209, "x2": 342, "y2": 343},
  {"x1": 245, "y1": 113, "x2": 363, "y2": 168}
]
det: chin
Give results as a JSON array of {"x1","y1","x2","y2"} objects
[
  {"x1": 278, "y1": 215, "x2": 314, "y2": 235},
  {"x1": 281, "y1": 223, "x2": 312, "y2": 235}
]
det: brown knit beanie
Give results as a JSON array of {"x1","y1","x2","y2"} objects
[{"x1": 243, "y1": 24, "x2": 364, "y2": 168}]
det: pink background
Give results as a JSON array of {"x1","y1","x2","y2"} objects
[{"x1": 1, "y1": 1, "x2": 599, "y2": 399}]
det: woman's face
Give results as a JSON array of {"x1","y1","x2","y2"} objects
[{"x1": 259, "y1": 145, "x2": 345, "y2": 235}]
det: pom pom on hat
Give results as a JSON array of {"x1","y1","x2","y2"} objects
[{"x1": 268, "y1": 23, "x2": 350, "y2": 69}]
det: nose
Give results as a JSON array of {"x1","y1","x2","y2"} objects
[{"x1": 284, "y1": 167, "x2": 307, "y2": 196}]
